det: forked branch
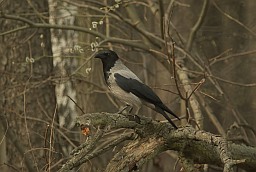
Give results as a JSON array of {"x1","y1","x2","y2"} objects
[{"x1": 58, "y1": 112, "x2": 256, "y2": 172}]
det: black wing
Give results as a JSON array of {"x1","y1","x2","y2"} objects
[
  {"x1": 114, "y1": 73, "x2": 180, "y2": 120},
  {"x1": 114, "y1": 73, "x2": 162, "y2": 104}
]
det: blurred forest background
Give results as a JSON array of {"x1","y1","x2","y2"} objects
[{"x1": 1, "y1": 0, "x2": 256, "y2": 172}]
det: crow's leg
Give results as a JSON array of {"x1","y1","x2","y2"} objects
[
  {"x1": 128, "y1": 106, "x2": 133, "y2": 113},
  {"x1": 117, "y1": 104, "x2": 130, "y2": 114}
]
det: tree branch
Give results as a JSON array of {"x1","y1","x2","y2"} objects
[
  {"x1": 0, "y1": 116, "x2": 36, "y2": 172},
  {"x1": 0, "y1": 13, "x2": 105, "y2": 38},
  {"x1": 58, "y1": 112, "x2": 256, "y2": 172},
  {"x1": 186, "y1": 0, "x2": 209, "y2": 51}
]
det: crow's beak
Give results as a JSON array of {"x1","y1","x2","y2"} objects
[
  {"x1": 94, "y1": 53, "x2": 100, "y2": 59},
  {"x1": 94, "y1": 50, "x2": 105, "y2": 59}
]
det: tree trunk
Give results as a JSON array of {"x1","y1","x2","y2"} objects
[{"x1": 0, "y1": 0, "x2": 56, "y2": 171}]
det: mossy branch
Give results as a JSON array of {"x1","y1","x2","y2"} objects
[{"x1": 58, "y1": 112, "x2": 256, "y2": 172}]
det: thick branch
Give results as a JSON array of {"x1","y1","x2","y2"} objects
[{"x1": 60, "y1": 112, "x2": 256, "y2": 172}]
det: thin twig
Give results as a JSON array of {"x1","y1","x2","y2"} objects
[
  {"x1": 186, "y1": 0, "x2": 209, "y2": 51},
  {"x1": 163, "y1": 15, "x2": 185, "y2": 100},
  {"x1": 187, "y1": 78, "x2": 205, "y2": 100},
  {"x1": 67, "y1": 95, "x2": 85, "y2": 114},
  {"x1": 210, "y1": 49, "x2": 256, "y2": 65},
  {"x1": 47, "y1": 104, "x2": 58, "y2": 172},
  {"x1": 171, "y1": 40, "x2": 186, "y2": 100},
  {"x1": 212, "y1": 0, "x2": 256, "y2": 37},
  {"x1": 158, "y1": 0, "x2": 164, "y2": 39}
]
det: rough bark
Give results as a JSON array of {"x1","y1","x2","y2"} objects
[
  {"x1": 0, "y1": 0, "x2": 56, "y2": 171},
  {"x1": 58, "y1": 112, "x2": 256, "y2": 172}
]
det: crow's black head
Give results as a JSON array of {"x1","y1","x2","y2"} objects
[
  {"x1": 95, "y1": 49, "x2": 120, "y2": 75},
  {"x1": 94, "y1": 50, "x2": 119, "y2": 63}
]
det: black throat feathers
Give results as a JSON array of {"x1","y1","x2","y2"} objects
[{"x1": 102, "y1": 60, "x2": 116, "y2": 86}]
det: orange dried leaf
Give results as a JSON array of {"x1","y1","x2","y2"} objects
[{"x1": 81, "y1": 127, "x2": 90, "y2": 136}]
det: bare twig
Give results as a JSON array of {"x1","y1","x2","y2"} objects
[
  {"x1": 67, "y1": 95, "x2": 85, "y2": 114},
  {"x1": 158, "y1": 0, "x2": 164, "y2": 39},
  {"x1": 0, "y1": 13, "x2": 105, "y2": 38},
  {"x1": 58, "y1": 127, "x2": 107, "y2": 172},
  {"x1": 210, "y1": 49, "x2": 256, "y2": 65},
  {"x1": 163, "y1": 11, "x2": 204, "y2": 128},
  {"x1": 187, "y1": 78, "x2": 205, "y2": 100},
  {"x1": 46, "y1": 105, "x2": 58, "y2": 172},
  {"x1": 186, "y1": 0, "x2": 209, "y2": 51},
  {"x1": 212, "y1": 0, "x2": 256, "y2": 37},
  {"x1": 0, "y1": 117, "x2": 36, "y2": 172},
  {"x1": 196, "y1": 92, "x2": 225, "y2": 136}
]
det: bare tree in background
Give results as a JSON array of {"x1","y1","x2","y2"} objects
[
  {"x1": 0, "y1": 0, "x2": 58, "y2": 171},
  {"x1": 1, "y1": 0, "x2": 256, "y2": 172}
]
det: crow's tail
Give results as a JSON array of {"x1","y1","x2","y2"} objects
[
  {"x1": 158, "y1": 103, "x2": 180, "y2": 120},
  {"x1": 155, "y1": 106, "x2": 178, "y2": 129}
]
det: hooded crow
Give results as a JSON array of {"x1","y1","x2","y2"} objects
[{"x1": 95, "y1": 50, "x2": 180, "y2": 129}]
